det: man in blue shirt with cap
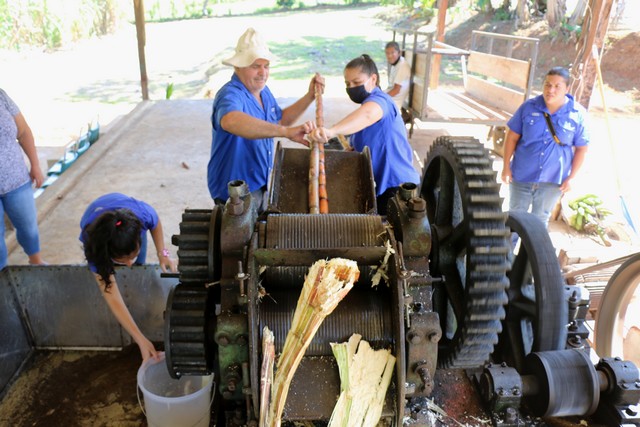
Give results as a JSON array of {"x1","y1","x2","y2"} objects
[
  {"x1": 502, "y1": 67, "x2": 590, "y2": 227},
  {"x1": 208, "y1": 27, "x2": 323, "y2": 211}
]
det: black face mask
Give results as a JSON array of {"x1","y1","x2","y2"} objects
[{"x1": 346, "y1": 84, "x2": 370, "y2": 104}]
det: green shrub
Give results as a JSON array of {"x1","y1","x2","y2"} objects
[{"x1": 276, "y1": 0, "x2": 295, "y2": 8}]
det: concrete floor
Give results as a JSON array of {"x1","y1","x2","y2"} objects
[{"x1": 7, "y1": 97, "x2": 475, "y2": 266}]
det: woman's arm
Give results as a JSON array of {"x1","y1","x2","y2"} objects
[
  {"x1": 149, "y1": 219, "x2": 178, "y2": 273},
  {"x1": 96, "y1": 273, "x2": 158, "y2": 360},
  {"x1": 308, "y1": 101, "x2": 383, "y2": 143},
  {"x1": 14, "y1": 112, "x2": 44, "y2": 188}
]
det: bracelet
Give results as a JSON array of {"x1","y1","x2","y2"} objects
[{"x1": 159, "y1": 248, "x2": 170, "y2": 258}]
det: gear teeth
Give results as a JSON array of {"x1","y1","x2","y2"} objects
[
  {"x1": 172, "y1": 208, "x2": 221, "y2": 285},
  {"x1": 423, "y1": 135, "x2": 510, "y2": 369},
  {"x1": 165, "y1": 285, "x2": 212, "y2": 377},
  {"x1": 470, "y1": 210, "x2": 508, "y2": 220}
]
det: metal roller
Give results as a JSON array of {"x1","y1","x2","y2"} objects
[
  {"x1": 261, "y1": 213, "x2": 387, "y2": 287},
  {"x1": 258, "y1": 289, "x2": 393, "y2": 356},
  {"x1": 264, "y1": 213, "x2": 386, "y2": 248},
  {"x1": 524, "y1": 349, "x2": 600, "y2": 417}
]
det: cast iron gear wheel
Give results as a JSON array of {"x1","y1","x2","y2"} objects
[
  {"x1": 493, "y1": 211, "x2": 568, "y2": 371},
  {"x1": 421, "y1": 136, "x2": 510, "y2": 369},
  {"x1": 164, "y1": 283, "x2": 216, "y2": 378},
  {"x1": 171, "y1": 206, "x2": 222, "y2": 285}
]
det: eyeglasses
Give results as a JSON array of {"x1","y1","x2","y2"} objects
[{"x1": 111, "y1": 248, "x2": 141, "y2": 266}]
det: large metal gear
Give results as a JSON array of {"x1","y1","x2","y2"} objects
[
  {"x1": 165, "y1": 207, "x2": 222, "y2": 378},
  {"x1": 493, "y1": 211, "x2": 568, "y2": 371},
  {"x1": 164, "y1": 284, "x2": 216, "y2": 378},
  {"x1": 171, "y1": 207, "x2": 222, "y2": 285},
  {"x1": 421, "y1": 136, "x2": 510, "y2": 368}
]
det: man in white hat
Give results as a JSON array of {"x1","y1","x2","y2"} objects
[{"x1": 208, "y1": 27, "x2": 324, "y2": 210}]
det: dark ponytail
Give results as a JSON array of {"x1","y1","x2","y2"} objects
[
  {"x1": 82, "y1": 209, "x2": 142, "y2": 290},
  {"x1": 345, "y1": 54, "x2": 381, "y2": 88}
]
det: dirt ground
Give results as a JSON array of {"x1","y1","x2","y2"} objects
[
  {"x1": 439, "y1": 10, "x2": 640, "y2": 114},
  {"x1": 0, "y1": 346, "x2": 146, "y2": 427}
]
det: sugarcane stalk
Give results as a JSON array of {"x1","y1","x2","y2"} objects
[
  {"x1": 315, "y1": 80, "x2": 329, "y2": 213},
  {"x1": 315, "y1": 80, "x2": 324, "y2": 129},
  {"x1": 309, "y1": 142, "x2": 319, "y2": 214},
  {"x1": 259, "y1": 327, "x2": 275, "y2": 427},
  {"x1": 318, "y1": 143, "x2": 328, "y2": 213},
  {"x1": 266, "y1": 258, "x2": 360, "y2": 427}
]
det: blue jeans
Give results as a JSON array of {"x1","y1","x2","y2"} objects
[
  {"x1": 1, "y1": 182, "x2": 40, "y2": 269},
  {"x1": 135, "y1": 231, "x2": 148, "y2": 265},
  {"x1": 509, "y1": 181, "x2": 562, "y2": 228}
]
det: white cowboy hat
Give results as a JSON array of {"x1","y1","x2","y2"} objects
[{"x1": 222, "y1": 28, "x2": 274, "y2": 68}]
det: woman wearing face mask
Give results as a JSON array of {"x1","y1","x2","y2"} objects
[{"x1": 307, "y1": 54, "x2": 420, "y2": 215}]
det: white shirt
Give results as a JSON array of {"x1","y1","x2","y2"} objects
[{"x1": 387, "y1": 56, "x2": 411, "y2": 110}]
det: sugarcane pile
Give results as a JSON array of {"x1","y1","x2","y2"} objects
[
  {"x1": 328, "y1": 334, "x2": 395, "y2": 427},
  {"x1": 261, "y1": 258, "x2": 360, "y2": 427},
  {"x1": 564, "y1": 193, "x2": 613, "y2": 246}
]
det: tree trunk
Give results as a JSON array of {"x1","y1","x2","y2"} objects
[
  {"x1": 516, "y1": 0, "x2": 530, "y2": 24},
  {"x1": 569, "y1": 0, "x2": 615, "y2": 109},
  {"x1": 546, "y1": 0, "x2": 567, "y2": 28},
  {"x1": 610, "y1": 0, "x2": 626, "y2": 29},
  {"x1": 568, "y1": 0, "x2": 588, "y2": 26}
]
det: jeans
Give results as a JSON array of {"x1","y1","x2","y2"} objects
[
  {"x1": 135, "y1": 231, "x2": 148, "y2": 265},
  {"x1": 1, "y1": 181, "x2": 40, "y2": 269},
  {"x1": 509, "y1": 181, "x2": 562, "y2": 228}
]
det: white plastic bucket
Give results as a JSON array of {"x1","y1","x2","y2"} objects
[{"x1": 137, "y1": 352, "x2": 214, "y2": 427}]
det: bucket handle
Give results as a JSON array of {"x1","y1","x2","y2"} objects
[{"x1": 137, "y1": 383, "x2": 215, "y2": 427}]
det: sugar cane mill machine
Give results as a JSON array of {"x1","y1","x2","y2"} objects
[{"x1": 164, "y1": 136, "x2": 640, "y2": 426}]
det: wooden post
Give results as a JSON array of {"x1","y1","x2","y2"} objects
[
  {"x1": 133, "y1": 0, "x2": 149, "y2": 100},
  {"x1": 430, "y1": 0, "x2": 448, "y2": 89},
  {"x1": 569, "y1": 0, "x2": 615, "y2": 109}
]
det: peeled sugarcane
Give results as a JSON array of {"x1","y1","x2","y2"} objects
[
  {"x1": 259, "y1": 327, "x2": 275, "y2": 427},
  {"x1": 328, "y1": 334, "x2": 396, "y2": 427},
  {"x1": 265, "y1": 258, "x2": 360, "y2": 427}
]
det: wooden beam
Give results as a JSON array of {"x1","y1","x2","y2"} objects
[
  {"x1": 569, "y1": 0, "x2": 615, "y2": 109},
  {"x1": 133, "y1": 0, "x2": 149, "y2": 100},
  {"x1": 429, "y1": 0, "x2": 448, "y2": 89},
  {"x1": 467, "y1": 51, "x2": 531, "y2": 89}
]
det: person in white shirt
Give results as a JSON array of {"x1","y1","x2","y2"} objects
[{"x1": 385, "y1": 41, "x2": 411, "y2": 112}]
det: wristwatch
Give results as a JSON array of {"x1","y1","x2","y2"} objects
[{"x1": 159, "y1": 248, "x2": 170, "y2": 258}]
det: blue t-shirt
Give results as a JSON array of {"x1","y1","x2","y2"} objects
[
  {"x1": 208, "y1": 74, "x2": 283, "y2": 201},
  {"x1": 79, "y1": 193, "x2": 159, "y2": 244},
  {"x1": 507, "y1": 94, "x2": 589, "y2": 185},
  {"x1": 350, "y1": 87, "x2": 420, "y2": 195}
]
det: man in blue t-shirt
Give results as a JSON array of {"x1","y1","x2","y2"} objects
[
  {"x1": 209, "y1": 28, "x2": 324, "y2": 211},
  {"x1": 502, "y1": 67, "x2": 590, "y2": 227}
]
